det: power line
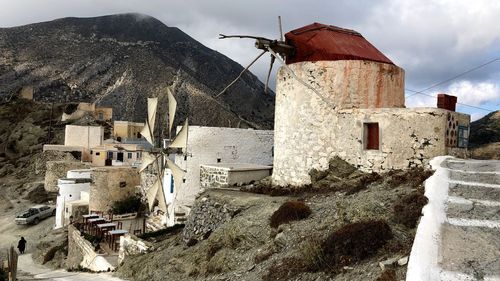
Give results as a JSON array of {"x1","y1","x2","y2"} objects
[
  {"x1": 414, "y1": 57, "x2": 500, "y2": 93},
  {"x1": 404, "y1": 56, "x2": 500, "y2": 112}
]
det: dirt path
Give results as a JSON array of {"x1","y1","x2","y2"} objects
[
  {"x1": 17, "y1": 253, "x2": 124, "y2": 281},
  {"x1": 0, "y1": 196, "x2": 55, "y2": 256}
]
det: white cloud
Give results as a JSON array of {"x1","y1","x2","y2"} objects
[
  {"x1": 406, "y1": 80, "x2": 499, "y2": 110},
  {"x1": 447, "y1": 81, "x2": 499, "y2": 106}
]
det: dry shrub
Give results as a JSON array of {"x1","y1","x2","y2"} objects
[
  {"x1": 269, "y1": 201, "x2": 312, "y2": 228},
  {"x1": 322, "y1": 220, "x2": 393, "y2": 269},
  {"x1": 386, "y1": 168, "x2": 433, "y2": 188},
  {"x1": 242, "y1": 182, "x2": 306, "y2": 196},
  {"x1": 393, "y1": 192, "x2": 428, "y2": 228},
  {"x1": 263, "y1": 221, "x2": 392, "y2": 279},
  {"x1": 376, "y1": 269, "x2": 396, "y2": 281}
]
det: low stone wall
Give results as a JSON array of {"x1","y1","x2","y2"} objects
[
  {"x1": 200, "y1": 166, "x2": 230, "y2": 188},
  {"x1": 118, "y1": 234, "x2": 152, "y2": 265},
  {"x1": 45, "y1": 161, "x2": 90, "y2": 192},
  {"x1": 182, "y1": 192, "x2": 242, "y2": 242},
  {"x1": 200, "y1": 165, "x2": 272, "y2": 188},
  {"x1": 67, "y1": 225, "x2": 114, "y2": 272}
]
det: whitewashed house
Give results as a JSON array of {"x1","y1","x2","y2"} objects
[
  {"x1": 54, "y1": 169, "x2": 91, "y2": 229},
  {"x1": 147, "y1": 126, "x2": 273, "y2": 229}
]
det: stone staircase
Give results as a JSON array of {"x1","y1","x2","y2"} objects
[{"x1": 438, "y1": 159, "x2": 500, "y2": 280}]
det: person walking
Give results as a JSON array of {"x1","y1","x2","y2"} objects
[{"x1": 17, "y1": 237, "x2": 27, "y2": 254}]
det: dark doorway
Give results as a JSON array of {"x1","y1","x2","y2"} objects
[{"x1": 117, "y1": 152, "x2": 124, "y2": 162}]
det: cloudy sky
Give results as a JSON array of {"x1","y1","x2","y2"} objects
[{"x1": 1, "y1": 0, "x2": 499, "y2": 120}]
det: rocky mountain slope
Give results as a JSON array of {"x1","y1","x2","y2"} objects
[
  {"x1": 469, "y1": 110, "x2": 500, "y2": 147},
  {"x1": 0, "y1": 13, "x2": 274, "y2": 129},
  {"x1": 469, "y1": 110, "x2": 499, "y2": 159}
]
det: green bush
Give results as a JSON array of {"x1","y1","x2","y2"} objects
[{"x1": 111, "y1": 196, "x2": 142, "y2": 215}]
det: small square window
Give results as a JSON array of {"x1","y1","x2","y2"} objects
[
  {"x1": 217, "y1": 158, "x2": 221, "y2": 163},
  {"x1": 119, "y1": 181, "x2": 127, "y2": 188},
  {"x1": 127, "y1": 152, "x2": 132, "y2": 159},
  {"x1": 364, "y1": 123, "x2": 379, "y2": 150},
  {"x1": 96, "y1": 152, "x2": 100, "y2": 156}
]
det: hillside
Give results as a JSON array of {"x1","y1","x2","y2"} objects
[
  {"x1": 469, "y1": 111, "x2": 500, "y2": 147},
  {"x1": 0, "y1": 13, "x2": 274, "y2": 129},
  {"x1": 116, "y1": 160, "x2": 431, "y2": 281},
  {"x1": 469, "y1": 111, "x2": 500, "y2": 159}
]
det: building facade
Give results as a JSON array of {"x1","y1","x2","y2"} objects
[{"x1": 271, "y1": 23, "x2": 470, "y2": 186}]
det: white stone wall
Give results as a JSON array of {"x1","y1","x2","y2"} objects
[
  {"x1": 276, "y1": 60, "x2": 405, "y2": 110},
  {"x1": 200, "y1": 166, "x2": 230, "y2": 188},
  {"x1": 67, "y1": 225, "x2": 115, "y2": 272},
  {"x1": 118, "y1": 234, "x2": 152, "y2": 265},
  {"x1": 55, "y1": 180, "x2": 90, "y2": 229},
  {"x1": 272, "y1": 106, "x2": 469, "y2": 186},
  {"x1": 64, "y1": 125, "x2": 104, "y2": 161},
  {"x1": 172, "y1": 127, "x2": 273, "y2": 217},
  {"x1": 200, "y1": 165, "x2": 272, "y2": 188},
  {"x1": 272, "y1": 60, "x2": 469, "y2": 186}
]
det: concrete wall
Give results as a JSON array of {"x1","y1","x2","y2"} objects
[
  {"x1": 278, "y1": 60, "x2": 405, "y2": 110},
  {"x1": 118, "y1": 234, "x2": 152, "y2": 265},
  {"x1": 200, "y1": 164, "x2": 272, "y2": 188},
  {"x1": 172, "y1": 127, "x2": 273, "y2": 216},
  {"x1": 89, "y1": 167, "x2": 140, "y2": 213},
  {"x1": 64, "y1": 125, "x2": 103, "y2": 161},
  {"x1": 94, "y1": 107, "x2": 113, "y2": 121},
  {"x1": 67, "y1": 225, "x2": 114, "y2": 271},
  {"x1": 64, "y1": 201, "x2": 88, "y2": 226},
  {"x1": 272, "y1": 107, "x2": 469, "y2": 186},
  {"x1": 91, "y1": 143, "x2": 142, "y2": 167},
  {"x1": 55, "y1": 179, "x2": 90, "y2": 229},
  {"x1": 44, "y1": 161, "x2": 90, "y2": 192},
  {"x1": 113, "y1": 121, "x2": 144, "y2": 139}
]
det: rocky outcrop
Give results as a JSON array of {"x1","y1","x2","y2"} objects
[{"x1": 182, "y1": 194, "x2": 241, "y2": 242}]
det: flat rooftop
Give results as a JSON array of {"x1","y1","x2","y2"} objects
[{"x1": 201, "y1": 163, "x2": 272, "y2": 172}]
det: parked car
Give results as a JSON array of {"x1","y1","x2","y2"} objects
[{"x1": 15, "y1": 205, "x2": 56, "y2": 225}]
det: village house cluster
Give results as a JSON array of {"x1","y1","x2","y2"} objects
[{"x1": 40, "y1": 22, "x2": 470, "y2": 271}]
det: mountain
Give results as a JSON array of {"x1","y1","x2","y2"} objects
[
  {"x1": 469, "y1": 110, "x2": 500, "y2": 147},
  {"x1": 0, "y1": 13, "x2": 274, "y2": 129}
]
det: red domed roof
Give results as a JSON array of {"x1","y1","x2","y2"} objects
[{"x1": 285, "y1": 23, "x2": 394, "y2": 65}]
